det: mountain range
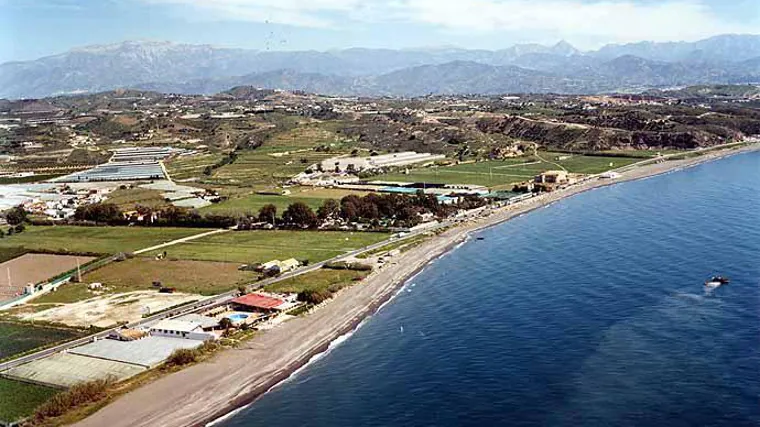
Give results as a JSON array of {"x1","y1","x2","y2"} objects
[{"x1": 1, "y1": 35, "x2": 759, "y2": 99}]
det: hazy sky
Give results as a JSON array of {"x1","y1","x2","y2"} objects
[{"x1": 1, "y1": 0, "x2": 758, "y2": 62}]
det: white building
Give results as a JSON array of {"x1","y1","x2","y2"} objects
[
  {"x1": 149, "y1": 319, "x2": 216, "y2": 341},
  {"x1": 320, "y1": 152, "x2": 446, "y2": 173}
]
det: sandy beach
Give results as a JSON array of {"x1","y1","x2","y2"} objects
[{"x1": 76, "y1": 144, "x2": 759, "y2": 427}]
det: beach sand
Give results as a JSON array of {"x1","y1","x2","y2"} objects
[{"x1": 76, "y1": 144, "x2": 759, "y2": 427}]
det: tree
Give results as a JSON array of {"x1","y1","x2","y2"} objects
[
  {"x1": 258, "y1": 204, "x2": 277, "y2": 224},
  {"x1": 237, "y1": 285, "x2": 247, "y2": 295},
  {"x1": 74, "y1": 203, "x2": 123, "y2": 223},
  {"x1": 297, "y1": 289, "x2": 331, "y2": 305},
  {"x1": 14, "y1": 224, "x2": 25, "y2": 233},
  {"x1": 5, "y1": 205, "x2": 27, "y2": 225},
  {"x1": 219, "y1": 317, "x2": 233, "y2": 331},
  {"x1": 317, "y1": 199, "x2": 340, "y2": 220},
  {"x1": 282, "y1": 202, "x2": 318, "y2": 228}
]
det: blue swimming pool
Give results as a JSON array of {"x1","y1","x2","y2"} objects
[{"x1": 227, "y1": 313, "x2": 249, "y2": 322}]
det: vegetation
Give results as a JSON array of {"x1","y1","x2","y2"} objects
[
  {"x1": 0, "y1": 226, "x2": 206, "y2": 255},
  {"x1": 0, "y1": 378, "x2": 59, "y2": 423},
  {"x1": 200, "y1": 188, "x2": 365, "y2": 217},
  {"x1": 35, "y1": 259, "x2": 257, "y2": 304},
  {"x1": 0, "y1": 321, "x2": 86, "y2": 361},
  {"x1": 32, "y1": 378, "x2": 112, "y2": 423},
  {"x1": 264, "y1": 268, "x2": 369, "y2": 295},
  {"x1": 144, "y1": 230, "x2": 390, "y2": 264},
  {"x1": 0, "y1": 246, "x2": 29, "y2": 263}
]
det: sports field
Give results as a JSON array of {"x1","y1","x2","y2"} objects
[
  {"x1": 375, "y1": 154, "x2": 640, "y2": 188},
  {"x1": 0, "y1": 226, "x2": 210, "y2": 255},
  {"x1": 144, "y1": 230, "x2": 390, "y2": 264}
]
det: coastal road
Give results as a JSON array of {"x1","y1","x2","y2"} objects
[{"x1": 0, "y1": 225, "x2": 447, "y2": 373}]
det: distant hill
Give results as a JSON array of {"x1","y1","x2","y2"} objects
[{"x1": 2, "y1": 35, "x2": 760, "y2": 99}]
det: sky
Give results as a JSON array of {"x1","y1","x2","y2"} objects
[{"x1": 1, "y1": 0, "x2": 758, "y2": 63}]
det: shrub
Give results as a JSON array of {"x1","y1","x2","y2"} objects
[
  {"x1": 165, "y1": 348, "x2": 198, "y2": 367},
  {"x1": 297, "y1": 289, "x2": 332, "y2": 305},
  {"x1": 34, "y1": 378, "x2": 113, "y2": 421}
]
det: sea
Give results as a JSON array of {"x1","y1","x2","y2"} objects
[{"x1": 220, "y1": 151, "x2": 760, "y2": 427}]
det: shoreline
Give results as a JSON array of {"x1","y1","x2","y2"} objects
[{"x1": 76, "y1": 144, "x2": 760, "y2": 427}]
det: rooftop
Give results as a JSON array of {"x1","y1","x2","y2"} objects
[{"x1": 231, "y1": 293, "x2": 285, "y2": 310}]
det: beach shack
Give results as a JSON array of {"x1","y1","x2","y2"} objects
[{"x1": 230, "y1": 293, "x2": 289, "y2": 314}]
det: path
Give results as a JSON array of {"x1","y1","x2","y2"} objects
[{"x1": 133, "y1": 229, "x2": 228, "y2": 255}]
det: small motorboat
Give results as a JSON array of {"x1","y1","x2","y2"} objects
[
  {"x1": 704, "y1": 276, "x2": 730, "y2": 288},
  {"x1": 476, "y1": 237, "x2": 485, "y2": 241}
]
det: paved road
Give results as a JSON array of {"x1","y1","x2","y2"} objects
[{"x1": 0, "y1": 225, "x2": 447, "y2": 373}]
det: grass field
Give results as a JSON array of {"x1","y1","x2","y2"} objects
[
  {"x1": 35, "y1": 259, "x2": 256, "y2": 303},
  {"x1": 0, "y1": 246, "x2": 29, "y2": 263},
  {"x1": 0, "y1": 377, "x2": 59, "y2": 423},
  {"x1": 145, "y1": 230, "x2": 390, "y2": 264},
  {"x1": 0, "y1": 226, "x2": 210, "y2": 255},
  {"x1": 264, "y1": 268, "x2": 368, "y2": 294},
  {"x1": 201, "y1": 187, "x2": 366, "y2": 216},
  {"x1": 0, "y1": 321, "x2": 85, "y2": 361},
  {"x1": 375, "y1": 154, "x2": 641, "y2": 188}
]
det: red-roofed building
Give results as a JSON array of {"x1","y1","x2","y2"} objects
[{"x1": 231, "y1": 293, "x2": 286, "y2": 313}]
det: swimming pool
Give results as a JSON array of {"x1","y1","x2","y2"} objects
[{"x1": 227, "y1": 313, "x2": 249, "y2": 322}]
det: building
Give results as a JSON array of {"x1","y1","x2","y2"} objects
[
  {"x1": 320, "y1": 152, "x2": 446, "y2": 173},
  {"x1": 149, "y1": 319, "x2": 216, "y2": 341},
  {"x1": 230, "y1": 293, "x2": 288, "y2": 313},
  {"x1": 534, "y1": 170, "x2": 570, "y2": 185},
  {"x1": 277, "y1": 258, "x2": 300, "y2": 274}
]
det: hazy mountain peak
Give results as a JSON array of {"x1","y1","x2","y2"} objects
[{"x1": 551, "y1": 40, "x2": 580, "y2": 56}]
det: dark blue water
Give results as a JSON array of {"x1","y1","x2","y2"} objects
[{"x1": 223, "y1": 152, "x2": 760, "y2": 427}]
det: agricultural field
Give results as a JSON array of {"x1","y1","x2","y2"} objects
[
  {"x1": 0, "y1": 377, "x2": 58, "y2": 423},
  {"x1": 201, "y1": 187, "x2": 366, "y2": 216},
  {"x1": 105, "y1": 187, "x2": 170, "y2": 210},
  {"x1": 0, "y1": 321, "x2": 86, "y2": 361},
  {"x1": 264, "y1": 268, "x2": 368, "y2": 295},
  {"x1": 208, "y1": 148, "x2": 340, "y2": 187},
  {"x1": 164, "y1": 152, "x2": 226, "y2": 182},
  {"x1": 35, "y1": 259, "x2": 256, "y2": 304},
  {"x1": 144, "y1": 230, "x2": 390, "y2": 264},
  {"x1": 263, "y1": 121, "x2": 354, "y2": 152},
  {"x1": 0, "y1": 226, "x2": 209, "y2": 255}
]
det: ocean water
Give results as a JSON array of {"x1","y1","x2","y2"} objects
[{"x1": 222, "y1": 152, "x2": 760, "y2": 427}]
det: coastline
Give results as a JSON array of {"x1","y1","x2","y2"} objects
[{"x1": 75, "y1": 144, "x2": 760, "y2": 427}]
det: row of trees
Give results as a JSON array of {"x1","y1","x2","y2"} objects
[
  {"x1": 73, "y1": 203, "x2": 237, "y2": 228},
  {"x1": 240, "y1": 191, "x2": 487, "y2": 230}
]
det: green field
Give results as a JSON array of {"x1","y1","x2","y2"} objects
[
  {"x1": 145, "y1": 230, "x2": 390, "y2": 264},
  {"x1": 0, "y1": 246, "x2": 29, "y2": 263},
  {"x1": 0, "y1": 226, "x2": 209, "y2": 255},
  {"x1": 33, "y1": 259, "x2": 257, "y2": 304},
  {"x1": 0, "y1": 321, "x2": 85, "y2": 361},
  {"x1": 375, "y1": 154, "x2": 641, "y2": 188},
  {"x1": 164, "y1": 152, "x2": 226, "y2": 182},
  {"x1": 264, "y1": 268, "x2": 368, "y2": 295},
  {"x1": 201, "y1": 188, "x2": 366, "y2": 216},
  {"x1": 208, "y1": 148, "x2": 340, "y2": 187},
  {"x1": 0, "y1": 377, "x2": 59, "y2": 423}
]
